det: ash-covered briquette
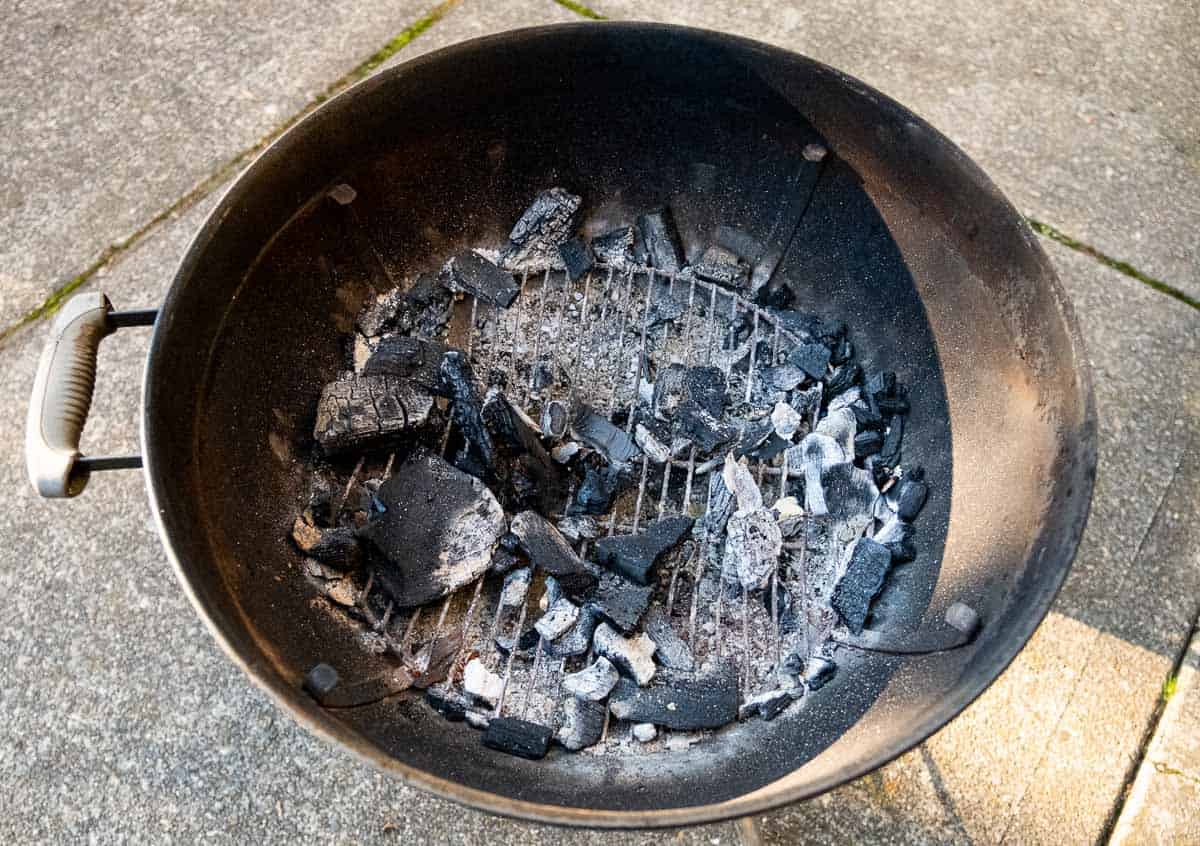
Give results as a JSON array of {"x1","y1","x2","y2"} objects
[
  {"x1": 360, "y1": 450, "x2": 506, "y2": 607},
  {"x1": 653, "y1": 364, "x2": 727, "y2": 420},
  {"x1": 593, "y1": 515, "x2": 693, "y2": 585},
  {"x1": 482, "y1": 717, "x2": 554, "y2": 760},
  {"x1": 562, "y1": 656, "x2": 619, "y2": 701},
  {"x1": 594, "y1": 623, "x2": 657, "y2": 686},
  {"x1": 441, "y1": 250, "x2": 520, "y2": 308},
  {"x1": 586, "y1": 571, "x2": 655, "y2": 633},
  {"x1": 312, "y1": 374, "x2": 435, "y2": 453},
  {"x1": 557, "y1": 696, "x2": 606, "y2": 751},
  {"x1": 608, "y1": 664, "x2": 739, "y2": 730},
  {"x1": 788, "y1": 342, "x2": 832, "y2": 380},
  {"x1": 831, "y1": 538, "x2": 893, "y2": 635},
  {"x1": 692, "y1": 245, "x2": 750, "y2": 290},
  {"x1": 501, "y1": 187, "x2": 582, "y2": 270},
  {"x1": 635, "y1": 207, "x2": 685, "y2": 274}
]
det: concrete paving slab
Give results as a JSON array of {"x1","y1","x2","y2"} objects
[
  {"x1": 589, "y1": 0, "x2": 1200, "y2": 302},
  {"x1": 1112, "y1": 625, "x2": 1200, "y2": 845},
  {"x1": 0, "y1": 0, "x2": 438, "y2": 333}
]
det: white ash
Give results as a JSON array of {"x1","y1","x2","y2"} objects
[
  {"x1": 463, "y1": 658, "x2": 505, "y2": 705},
  {"x1": 722, "y1": 453, "x2": 762, "y2": 512},
  {"x1": 770, "y1": 401, "x2": 803, "y2": 440},
  {"x1": 535, "y1": 598, "x2": 580, "y2": 641},
  {"x1": 594, "y1": 623, "x2": 657, "y2": 686},
  {"x1": 557, "y1": 515, "x2": 599, "y2": 541},
  {"x1": 632, "y1": 723, "x2": 658, "y2": 742},
  {"x1": 724, "y1": 507, "x2": 783, "y2": 591},
  {"x1": 562, "y1": 657, "x2": 619, "y2": 701},
  {"x1": 499, "y1": 567, "x2": 532, "y2": 608},
  {"x1": 634, "y1": 424, "x2": 672, "y2": 463},
  {"x1": 827, "y1": 386, "x2": 861, "y2": 412},
  {"x1": 551, "y1": 441, "x2": 582, "y2": 463},
  {"x1": 815, "y1": 406, "x2": 857, "y2": 458}
]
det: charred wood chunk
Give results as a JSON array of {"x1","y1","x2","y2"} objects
[
  {"x1": 313, "y1": 374, "x2": 434, "y2": 453},
  {"x1": 571, "y1": 405, "x2": 640, "y2": 466},
  {"x1": 895, "y1": 475, "x2": 928, "y2": 521},
  {"x1": 608, "y1": 664, "x2": 739, "y2": 730},
  {"x1": 634, "y1": 423, "x2": 672, "y2": 463},
  {"x1": 441, "y1": 250, "x2": 520, "y2": 308},
  {"x1": 771, "y1": 402, "x2": 804, "y2": 440},
  {"x1": 510, "y1": 511, "x2": 597, "y2": 599},
  {"x1": 876, "y1": 394, "x2": 911, "y2": 416},
  {"x1": 557, "y1": 237, "x2": 594, "y2": 283},
  {"x1": 806, "y1": 656, "x2": 838, "y2": 691},
  {"x1": 815, "y1": 406, "x2": 856, "y2": 457},
  {"x1": 831, "y1": 538, "x2": 892, "y2": 635},
  {"x1": 535, "y1": 598, "x2": 581, "y2": 641},
  {"x1": 593, "y1": 623, "x2": 657, "y2": 686},
  {"x1": 851, "y1": 403, "x2": 884, "y2": 432},
  {"x1": 292, "y1": 515, "x2": 360, "y2": 569},
  {"x1": 676, "y1": 400, "x2": 736, "y2": 454},
  {"x1": 864, "y1": 371, "x2": 896, "y2": 407},
  {"x1": 788, "y1": 342, "x2": 832, "y2": 380},
  {"x1": 586, "y1": 571, "x2": 655, "y2": 633},
  {"x1": 357, "y1": 272, "x2": 451, "y2": 338},
  {"x1": 556, "y1": 696, "x2": 606, "y2": 751},
  {"x1": 360, "y1": 450, "x2": 505, "y2": 607},
  {"x1": 482, "y1": 716, "x2": 554, "y2": 760},
  {"x1": 763, "y1": 364, "x2": 806, "y2": 392},
  {"x1": 425, "y1": 689, "x2": 468, "y2": 722},
  {"x1": 643, "y1": 609, "x2": 694, "y2": 672},
  {"x1": 569, "y1": 464, "x2": 627, "y2": 516},
  {"x1": 830, "y1": 337, "x2": 854, "y2": 366},
  {"x1": 501, "y1": 187, "x2": 582, "y2": 270},
  {"x1": 693, "y1": 245, "x2": 749, "y2": 290},
  {"x1": 557, "y1": 515, "x2": 599, "y2": 542},
  {"x1": 791, "y1": 383, "x2": 824, "y2": 423},
  {"x1": 438, "y1": 351, "x2": 496, "y2": 472},
  {"x1": 874, "y1": 516, "x2": 916, "y2": 563},
  {"x1": 878, "y1": 414, "x2": 904, "y2": 468},
  {"x1": 541, "y1": 400, "x2": 570, "y2": 441},
  {"x1": 853, "y1": 429, "x2": 884, "y2": 457},
  {"x1": 793, "y1": 432, "x2": 846, "y2": 517},
  {"x1": 761, "y1": 581, "x2": 801, "y2": 635},
  {"x1": 823, "y1": 462, "x2": 879, "y2": 524},
  {"x1": 593, "y1": 516, "x2": 693, "y2": 586},
  {"x1": 635, "y1": 207, "x2": 685, "y2": 274},
  {"x1": 481, "y1": 390, "x2": 569, "y2": 514},
  {"x1": 733, "y1": 417, "x2": 775, "y2": 458},
  {"x1": 824, "y1": 362, "x2": 862, "y2": 397},
  {"x1": 544, "y1": 606, "x2": 598, "y2": 658},
  {"x1": 562, "y1": 656, "x2": 620, "y2": 701},
  {"x1": 702, "y1": 468, "x2": 735, "y2": 541},
  {"x1": 362, "y1": 335, "x2": 447, "y2": 390},
  {"x1": 769, "y1": 310, "x2": 847, "y2": 347},
  {"x1": 653, "y1": 363, "x2": 727, "y2": 419},
  {"x1": 591, "y1": 226, "x2": 640, "y2": 269}
]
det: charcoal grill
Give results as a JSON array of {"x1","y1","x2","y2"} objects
[{"x1": 25, "y1": 23, "x2": 1096, "y2": 828}]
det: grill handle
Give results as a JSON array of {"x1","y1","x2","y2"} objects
[{"x1": 25, "y1": 293, "x2": 157, "y2": 498}]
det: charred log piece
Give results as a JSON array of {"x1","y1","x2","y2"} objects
[
  {"x1": 557, "y1": 237, "x2": 594, "y2": 283},
  {"x1": 556, "y1": 696, "x2": 606, "y2": 751},
  {"x1": 480, "y1": 389, "x2": 570, "y2": 514},
  {"x1": 362, "y1": 335, "x2": 448, "y2": 391},
  {"x1": 437, "y1": 351, "x2": 496, "y2": 474},
  {"x1": 312, "y1": 374, "x2": 435, "y2": 454},
  {"x1": 635, "y1": 207, "x2": 685, "y2": 274},
  {"x1": 831, "y1": 537, "x2": 893, "y2": 635},
  {"x1": 501, "y1": 187, "x2": 582, "y2": 270},
  {"x1": 440, "y1": 250, "x2": 520, "y2": 308}
]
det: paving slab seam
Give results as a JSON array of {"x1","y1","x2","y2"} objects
[
  {"x1": 998, "y1": 447, "x2": 1192, "y2": 845},
  {"x1": 551, "y1": 0, "x2": 607, "y2": 20},
  {"x1": 0, "y1": 0, "x2": 462, "y2": 352}
]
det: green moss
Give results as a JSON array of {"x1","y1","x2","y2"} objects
[
  {"x1": 1162, "y1": 673, "x2": 1178, "y2": 703},
  {"x1": 1026, "y1": 218, "x2": 1199, "y2": 312},
  {"x1": 552, "y1": 0, "x2": 607, "y2": 20}
]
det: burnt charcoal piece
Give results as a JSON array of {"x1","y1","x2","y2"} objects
[
  {"x1": 531, "y1": 359, "x2": 555, "y2": 392},
  {"x1": 796, "y1": 432, "x2": 846, "y2": 516},
  {"x1": 724, "y1": 508, "x2": 783, "y2": 591},
  {"x1": 593, "y1": 516, "x2": 693, "y2": 585},
  {"x1": 851, "y1": 404, "x2": 884, "y2": 431},
  {"x1": 831, "y1": 538, "x2": 893, "y2": 634},
  {"x1": 313, "y1": 374, "x2": 434, "y2": 453},
  {"x1": 562, "y1": 656, "x2": 620, "y2": 701},
  {"x1": 878, "y1": 415, "x2": 904, "y2": 467},
  {"x1": 653, "y1": 364, "x2": 727, "y2": 418},
  {"x1": 754, "y1": 281, "x2": 794, "y2": 310},
  {"x1": 545, "y1": 606, "x2": 599, "y2": 658},
  {"x1": 739, "y1": 688, "x2": 797, "y2": 722},
  {"x1": 535, "y1": 598, "x2": 581, "y2": 641},
  {"x1": 895, "y1": 475, "x2": 928, "y2": 521},
  {"x1": 591, "y1": 226, "x2": 639, "y2": 269},
  {"x1": 733, "y1": 417, "x2": 775, "y2": 458},
  {"x1": 703, "y1": 468, "x2": 736, "y2": 541},
  {"x1": 425, "y1": 689, "x2": 468, "y2": 722},
  {"x1": 791, "y1": 384, "x2": 824, "y2": 423},
  {"x1": 357, "y1": 272, "x2": 452, "y2": 338},
  {"x1": 806, "y1": 657, "x2": 838, "y2": 691},
  {"x1": 586, "y1": 571, "x2": 655, "y2": 632},
  {"x1": 438, "y1": 351, "x2": 496, "y2": 472},
  {"x1": 877, "y1": 394, "x2": 911, "y2": 416},
  {"x1": 558, "y1": 237, "x2": 594, "y2": 282},
  {"x1": 788, "y1": 342, "x2": 832, "y2": 380},
  {"x1": 494, "y1": 625, "x2": 542, "y2": 658},
  {"x1": 643, "y1": 609, "x2": 694, "y2": 671},
  {"x1": 541, "y1": 400, "x2": 569, "y2": 441},
  {"x1": 824, "y1": 462, "x2": 879, "y2": 523},
  {"x1": 874, "y1": 516, "x2": 916, "y2": 563},
  {"x1": 693, "y1": 245, "x2": 749, "y2": 290},
  {"x1": 441, "y1": 250, "x2": 519, "y2": 308},
  {"x1": 571, "y1": 406, "x2": 640, "y2": 467},
  {"x1": 853, "y1": 429, "x2": 884, "y2": 457},
  {"x1": 761, "y1": 582, "x2": 800, "y2": 634},
  {"x1": 608, "y1": 665, "x2": 739, "y2": 730},
  {"x1": 482, "y1": 717, "x2": 554, "y2": 760},
  {"x1": 501, "y1": 187, "x2": 582, "y2": 270},
  {"x1": 292, "y1": 515, "x2": 360, "y2": 569},
  {"x1": 824, "y1": 362, "x2": 862, "y2": 397},
  {"x1": 815, "y1": 406, "x2": 856, "y2": 457},
  {"x1": 557, "y1": 515, "x2": 599, "y2": 542},
  {"x1": 489, "y1": 547, "x2": 521, "y2": 574},
  {"x1": 510, "y1": 511, "x2": 597, "y2": 599},
  {"x1": 362, "y1": 336, "x2": 448, "y2": 392},
  {"x1": 593, "y1": 623, "x2": 657, "y2": 685},
  {"x1": 360, "y1": 450, "x2": 505, "y2": 607},
  {"x1": 763, "y1": 364, "x2": 805, "y2": 392},
  {"x1": 830, "y1": 337, "x2": 854, "y2": 366},
  {"x1": 570, "y1": 464, "x2": 627, "y2": 516},
  {"x1": 634, "y1": 423, "x2": 672, "y2": 463},
  {"x1": 635, "y1": 207, "x2": 685, "y2": 273},
  {"x1": 864, "y1": 371, "x2": 896, "y2": 406},
  {"x1": 769, "y1": 310, "x2": 847, "y2": 347},
  {"x1": 676, "y1": 401, "x2": 736, "y2": 454},
  {"x1": 556, "y1": 696, "x2": 606, "y2": 751},
  {"x1": 481, "y1": 389, "x2": 568, "y2": 513}
]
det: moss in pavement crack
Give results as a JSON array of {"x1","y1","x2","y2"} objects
[
  {"x1": 1027, "y1": 218, "x2": 1199, "y2": 312},
  {"x1": 552, "y1": 0, "x2": 607, "y2": 20}
]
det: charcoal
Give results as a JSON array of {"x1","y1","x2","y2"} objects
[
  {"x1": 653, "y1": 364, "x2": 727, "y2": 419},
  {"x1": 481, "y1": 389, "x2": 569, "y2": 513},
  {"x1": 895, "y1": 475, "x2": 928, "y2": 521},
  {"x1": 634, "y1": 423, "x2": 671, "y2": 463},
  {"x1": 702, "y1": 468, "x2": 736, "y2": 541},
  {"x1": 771, "y1": 401, "x2": 803, "y2": 440},
  {"x1": 594, "y1": 623, "x2": 657, "y2": 685},
  {"x1": 874, "y1": 516, "x2": 916, "y2": 563},
  {"x1": 851, "y1": 404, "x2": 884, "y2": 431},
  {"x1": 646, "y1": 295, "x2": 686, "y2": 327},
  {"x1": 830, "y1": 337, "x2": 853, "y2": 365},
  {"x1": 853, "y1": 429, "x2": 884, "y2": 457},
  {"x1": 754, "y1": 281, "x2": 795, "y2": 310},
  {"x1": 864, "y1": 371, "x2": 896, "y2": 406},
  {"x1": 357, "y1": 272, "x2": 451, "y2": 338},
  {"x1": 425, "y1": 689, "x2": 468, "y2": 722},
  {"x1": 535, "y1": 598, "x2": 581, "y2": 641},
  {"x1": 360, "y1": 450, "x2": 505, "y2": 607},
  {"x1": 586, "y1": 571, "x2": 655, "y2": 632},
  {"x1": 571, "y1": 406, "x2": 640, "y2": 467},
  {"x1": 815, "y1": 407, "x2": 857, "y2": 458},
  {"x1": 438, "y1": 351, "x2": 496, "y2": 472},
  {"x1": 562, "y1": 656, "x2": 619, "y2": 701},
  {"x1": 723, "y1": 453, "x2": 762, "y2": 512},
  {"x1": 608, "y1": 664, "x2": 738, "y2": 730},
  {"x1": 541, "y1": 400, "x2": 569, "y2": 440},
  {"x1": 733, "y1": 417, "x2": 775, "y2": 457},
  {"x1": 806, "y1": 656, "x2": 837, "y2": 691},
  {"x1": 724, "y1": 508, "x2": 783, "y2": 591},
  {"x1": 490, "y1": 547, "x2": 521, "y2": 574},
  {"x1": 510, "y1": 511, "x2": 597, "y2": 599},
  {"x1": 558, "y1": 237, "x2": 594, "y2": 282},
  {"x1": 291, "y1": 515, "x2": 360, "y2": 569},
  {"x1": 591, "y1": 226, "x2": 638, "y2": 269},
  {"x1": 769, "y1": 310, "x2": 847, "y2": 347},
  {"x1": 739, "y1": 688, "x2": 797, "y2": 721},
  {"x1": 570, "y1": 464, "x2": 626, "y2": 515},
  {"x1": 878, "y1": 415, "x2": 904, "y2": 467},
  {"x1": 499, "y1": 531, "x2": 520, "y2": 553},
  {"x1": 557, "y1": 696, "x2": 607, "y2": 751},
  {"x1": 764, "y1": 364, "x2": 806, "y2": 392},
  {"x1": 794, "y1": 433, "x2": 846, "y2": 517},
  {"x1": 773, "y1": 496, "x2": 806, "y2": 539},
  {"x1": 501, "y1": 188, "x2": 582, "y2": 270},
  {"x1": 788, "y1": 342, "x2": 832, "y2": 380},
  {"x1": 441, "y1": 250, "x2": 520, "y2": 308},
  {"x1": 635, "y1": 207, "x2": 685, "y2": 273},
  {"x1": 828, "y1": 386, "x2": 862, "y2": 412},
  {"x1": 482, "y1": 717, "x2": 554, "y2": 760},
  {"x1": 463, "y1": 657, "x2": 505, "y2": 705},
  {"x1": 593, "y1": 516, "x2": 693, "y2": 585},
  {"x1": 465, "y1": 710, "x2": 491, "y2": 730},
  {"x1": 495, "y1": 624, "x2": 543, "y2": 658},
  {"x1": 499, "y1": 566, "x2": 532, "y2": 608},
  {"x1": 790, "y1": 383, "x2": 823, "y2": 423},
  {"x1": 750, "y1": 433, "x2": 792, "y2": 462},
  {"x1": 362, "y1": 336, "x2": 447, "y2": 390},
  {"x1": 557, "y1": 515, "x2": 599, "y2": 542},
  {"x1": 313, "y1": 374, "x2": 434, "y2": 453},
  {"x1": 877, "y1": 395, "x2": 911, "y2": 416},
  {"x1": 693, "y1": 245, "x2": 749, "y2": 290},
  {"x1": 824, "y1": 463, "x2": 879, "y2": 524},
  {"x1": 761, "y1": 580, "x2": 801, "y2": 634},
  {"x1": 824, "y1": 362, "x2": 861, "y2": 396},
  {"x1": 643, "y1": 609, "x2": 694, "y2": 672},
  {"x1": 946, "y1": 602, "x2": 982, "y2": 638},
  {"x1": 545, "y1": 606, "x2": 599, "y2": 658},
  {"x1": 676, "y1": 400, "x2": 736, "y2": 454},
  {"x1": 831, "y1": 538, "x2": 892, "y2": 634}
]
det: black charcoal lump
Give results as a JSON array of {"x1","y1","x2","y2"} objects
[
  {"x1": 501, "y1": 187, "x2": 582, "y2": 270},
  {"x1": 831, "y1": 538, "x2": 893, "y2": 635},
  {"x1": 356, "y1": 271, "x2": 451, "y2": 338},
  {"x1": 312, "y1": 374, "x2": 434, "y2": 453},
  {"x1": 692, "y1": 245, "x2": 749, "y2": 290},
  {"x1": 438, "y1": 351, "x2": 496, "y2": 472},
  {"x1": 509, "y1": 511, "x2": 597, "y2": 599},
  {"x1": 788, "y1": 342, "x2": 832, "y2": 380},
  {"x1": 557, "y1": 237, "x2": 594, "y2": 282},
  {"x1": 482, "y1": 717, "x2": 554, "y2": 760},
  {"x1": 607, "y1": 664, "x2": 739, "y2": 730},
  {"x1": 591, "y1": 226, "x2": 639, "y2": 269},
  {"x1": 440, "y1": 250, "x2": 520, "y2": 308},
  {"x1": 586, "y1": 571, "x2": 655, "y2": 633},
  {"x1": 362, "y1": 335, "x2": 447, "y2": 391},
  {"x1": 895, "y1": 471, "x2": 928, "y2": 521},
  {"x1": 635, "y1": 207, "x2": 685, "y2": 274},
  {"x1": 571, "y1": 406, "x2": 641, "y2": 467},
  {"x1": 360, "y1": 450, "x2": 505, "y2": 607},
  {"x1": 593, "y1": 515, "x2": 693, "y2": 586}
]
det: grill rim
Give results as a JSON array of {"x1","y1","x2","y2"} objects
[{"x1": 137, "y1": 21, "x2": 1098, "y2": 828}]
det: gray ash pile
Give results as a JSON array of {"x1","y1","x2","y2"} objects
[{"x1": 290, "y1": 185, "x2": 932, "y2": 759}]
